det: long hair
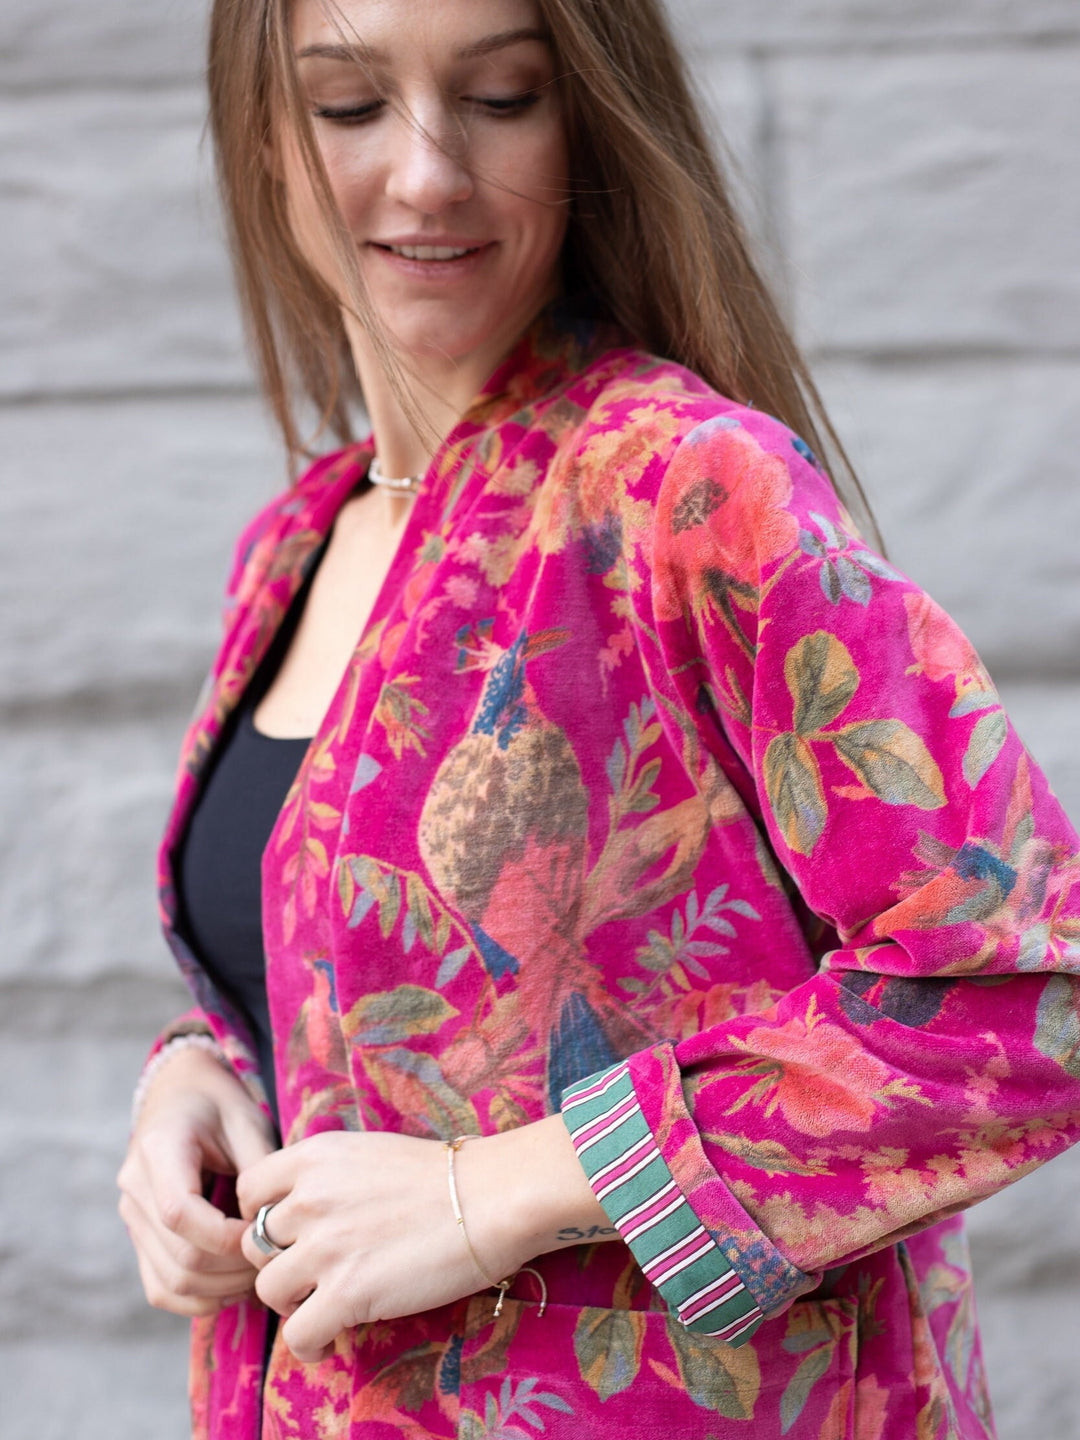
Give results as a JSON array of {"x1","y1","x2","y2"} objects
[{"x1": 206, "y1": 0, "x2": 879, "y2": 540}]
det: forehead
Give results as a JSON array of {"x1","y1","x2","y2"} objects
[{"x1": 291, "y1": 0, "x2": 549, "y2": 59}]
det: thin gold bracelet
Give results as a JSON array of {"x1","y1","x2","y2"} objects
[{"x1": 444, "y1": 1135, "x2": 547, "y2": 1318}]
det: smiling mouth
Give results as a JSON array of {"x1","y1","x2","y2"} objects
[{"x1": 374, "y1": 243, "x2": 487, "y2": 261}]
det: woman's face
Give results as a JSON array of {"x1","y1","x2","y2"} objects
[{"x1": 285, "y1": 0, "x2": 570, "y2": 370}]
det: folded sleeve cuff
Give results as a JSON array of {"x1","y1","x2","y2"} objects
[{"x1": 561, "y1": 1058, "x2": 768, "y2": 1345}]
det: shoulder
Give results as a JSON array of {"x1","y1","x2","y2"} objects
[
  {"x1": 563, "y1": 346, "x2": 849, "y2": 576},
  {"x1": 569, "y1": 346, "x2": 836, "y2": 511}
]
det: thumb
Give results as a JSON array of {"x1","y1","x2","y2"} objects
[{"x1": 219, "y1": 1103, "x2": 278, "y2": 1174}]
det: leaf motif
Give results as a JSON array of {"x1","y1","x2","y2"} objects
[
  {"x1": 1033, "y1": 974, "x2": 1080, "y2": 1079},
  {"x1": 810, "y1": 511, "x2": 842, "y2": 550},
  {"x1": 405, "y1": 874, "x2": 437, "y2": 951},
  {"x1": 627, "y1": 758, "x2": 662, "y2": 813},
  {"x1": 342, "y1": 984, "x2": 457, "y2": 1044},
  {"x1": 306, "y1": 801, "x2": 342, "y2": 831},
  {"x1": 605, "y1": 740, "x2": 626, "y2": 795},
  {"x1": 337, "y1": 859, "x2": 355, "y2": 916},
  {"x1": 963, "y1": 710, "x2": 1008, "y2": 789},
  {"x1": 763, "y1": 733, "x2": 828, "y2": 857},
  {"x1": 573, "y1": 1307, "x2": 646, "y2": 1400},
  {"x1": 347, "y1": 887, "x2": 376, "y2": 930},
  {"x1": 819, "y1": 562, "x2": 843, "y2": 606},
  {"x1": 784, "y1": 632, "x2": 859, "y2": 735},
  {"x1": 666, "y1": 1318, "x2": 761, "y2": 1418},
  {"x1": 835, "y1": 555, "x2": 871, "y2": 606},
  {"x1": 948, "y1": 688, "x2": 999, "y2": 719},
  {"x1": 849, "y1": 550, "x2": 901, "y2": 581},
  {"x1": 435, "y1": 911, "x2": 451, "y2": 954},
  {"x1": 701, "y1": 1130, "x2": 833, "y2": 1177},
  {"x1": 436, "y1": 945, "x2": 471, "y2": 988},
  {"x1": 832, "y1": 720, "x2": 946, "y2": 809},
  {"x1": 779, "y1": 1342, "x2": 834, "y2": 1434},
  {"x1": 378, "y1": 871, "x2": 402, "y2": 938}
]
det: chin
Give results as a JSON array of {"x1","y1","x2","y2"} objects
[{"x1": 384, "y1": 311, "x2": 504, "y2": 367}]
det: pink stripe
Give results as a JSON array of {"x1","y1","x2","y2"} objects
[
  {"x1": 562, "y1": 1063, "x2": 628, "y2": 1109},
  {"x1": 709, "y1": 1308, "x2": 763, "y2": 1343},
  {"x1": 570, "y1": 1093, "x2": 638, "y2": 1148},
  {"x1": 645, "y1": 1234, "x2": 713, "y2": 1285},
  {"x1": 590, "y1": 1133, "x2": 654, "y2": 1188},
  {"x1": 620, "y1": 1183, "x2": 680, "y2": 1241},
  {"x1": 680, "y1": 1273, "x2": 744, "y2": 1322}
]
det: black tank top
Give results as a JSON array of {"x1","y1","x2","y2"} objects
[{"x1": 175, "y1": 544, "x2": 327, "y2": 1129}]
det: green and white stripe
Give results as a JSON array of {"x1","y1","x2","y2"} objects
[{"x1": 561, "y1": 1061, "x2": 764, "y2": 1344}]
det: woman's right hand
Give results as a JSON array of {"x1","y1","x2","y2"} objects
[{"x1": 117, "y1": 1043, "x2": 278, "y2": 1317}]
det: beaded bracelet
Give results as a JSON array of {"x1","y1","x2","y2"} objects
[{"x1": 130, "y1": 1032, "x2": 231, "y2": 1130}]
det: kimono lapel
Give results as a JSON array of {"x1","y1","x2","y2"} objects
[{"x1": 155, "y1": 445, "x2": 373, "y2": 1030}]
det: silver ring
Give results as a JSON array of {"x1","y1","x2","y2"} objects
[{"x1": 252, "y1": 1202, "x2": 288, "y2": 1257}]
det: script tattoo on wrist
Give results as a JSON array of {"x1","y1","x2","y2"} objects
[{"x1": 555, "y1": 1223, "x2": 619, "y2": 1243}]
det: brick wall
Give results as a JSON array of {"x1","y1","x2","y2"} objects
[{"x1": 1, "y1": 2, "x2": 1077, "y2": 1434}]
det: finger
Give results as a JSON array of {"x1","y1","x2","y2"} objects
[
  {"x1": 121, "y1": 1189, "x2": 256, "y2": 1278},
  {"x1": 146, "y1": 1131, "x2": 250, "y2": 1257},
  {"x1": 241, "y1": 1203, "x2": 300, "y2": 1272},
  {"x1": 249, "y1": 1232, "x2": 315, "y2": 1315},
  {"x1": 122, "y1": 1192, "x2": 257, "y2": 1300},
  {"x1": 281, "y1": 1283, "x2": 352, "y2": 1364},
  {"x1": 236, "y1": 1145, "x2": 303, "y2": 1221},
  {"x1": 132, "y1": 1236, "x2": 252, "y2": 1318},
  {"x1": 219, "y1": 1105, "x2": 278, "y2": 1175}
]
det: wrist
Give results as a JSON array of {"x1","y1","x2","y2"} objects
[
  {"x1": 131, "y1": 1034, "x2": 233, "y2": 1130},
  {"x1": 455, "y1": 1115, "x2": 619, "y2": 1280}
]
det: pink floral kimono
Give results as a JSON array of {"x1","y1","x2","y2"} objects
[{"x1": 152, "y1": 303, "x2": 1080, "y2": 1439}]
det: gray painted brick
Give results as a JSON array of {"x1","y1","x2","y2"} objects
[
  {"x1": 773, "y1": 48, "x2": 1080, "y2": 354},
  {"x1": 0, "y1": 395, "x2": 282, "y2": 702},
  {"x1": 2, "y1": 0, "x2": 204, "y2": 87},
  {"x1": 993, "y1": 680, "x2": 1080, "y2": 827},
  {"x1": 2, "y1": 1337, "x2": 190, "y2": 1440},
  {"x1": 668, "y1": 0, "x2": 1080, "y2": 49},
  {"x1": 0, "y1": 87, "x2": 249, "y2": 396},
  {"x1": 0, "y1": 717, "x2": 191, "y2": 983},
  {"x1": 976, "y1": 1289, "x2": 1079, "y2": 1440},
  {"x1": 0, "y1": 1125, "x2": 152, "y2": 1338},
  {"x1": 967, "y1": 1142, "x2": 1080, "y2": 1297},
  {"x1": 815, "y1": 358, "x2": 1080, "y2": 678}
]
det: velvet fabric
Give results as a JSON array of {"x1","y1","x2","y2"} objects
[{"x1": 150, "y1": 303, "x2": 1080, "y2": 1438}]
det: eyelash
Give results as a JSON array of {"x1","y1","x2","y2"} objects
[{"x1": 313, "y1": 92, "x2": 542, "y2": 125}]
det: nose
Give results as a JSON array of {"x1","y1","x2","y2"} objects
[{"x1": 384, "y1": 103, "x2": 474, "y2": 214}]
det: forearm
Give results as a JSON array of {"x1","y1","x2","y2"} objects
[{"x1": 453, "y1": 1114, "x2": 620, "y2": 1281}]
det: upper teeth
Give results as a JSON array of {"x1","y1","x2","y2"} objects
[{"x1": 387, "y1": 244, "x2": 475, "y2": 260}]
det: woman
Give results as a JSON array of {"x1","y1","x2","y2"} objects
[{"x1": 117, "y1": 0, "x2": 1080, "y2": 1436}]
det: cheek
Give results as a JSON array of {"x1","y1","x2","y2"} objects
[{"x1": 491, "y1": 127, "x2": 570, "y2": 248}]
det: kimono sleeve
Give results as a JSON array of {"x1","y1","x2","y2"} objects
[{"x1": 559, "y1": 408, "x2": 1080, "y2": 1345}]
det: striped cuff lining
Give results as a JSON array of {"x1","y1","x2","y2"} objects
[{"x1": 561, "y1": 1060, "x2": 765, "y2": 1345}]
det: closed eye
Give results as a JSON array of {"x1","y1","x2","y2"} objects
[
  {"x1": 313, "y1": 92, "x2": 542, "y2": 125},
  {"x1": 312, "y1": 100, "x2": 384, "y2": 124},
  {"x1": 467, "y1": 91, "x2": 543, "y2": 115}
]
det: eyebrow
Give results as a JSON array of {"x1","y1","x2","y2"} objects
[{"x1": 296, "y1": 28, "x2": 551, "y2": 64}]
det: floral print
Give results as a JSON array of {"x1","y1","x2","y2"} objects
[{"x1": 151, "y1": 302, "x2": 1080, "y2": 1438}]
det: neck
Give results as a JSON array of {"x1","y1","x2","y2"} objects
[{"x1": 344, "y1": 318, "x2": 503, "y2": 482}]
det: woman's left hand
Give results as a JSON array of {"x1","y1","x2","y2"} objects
[{"x1": 237, "y1": 1129, "x2": 525, "y2": 1363}]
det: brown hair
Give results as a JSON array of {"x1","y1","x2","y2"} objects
[{"x1": 206, "y1": 0, "x2": 879, "y2": 540}]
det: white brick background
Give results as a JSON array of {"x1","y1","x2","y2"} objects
[{"x1": 1, "y1": 2, "x2": 1077, "y2": 1436}]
